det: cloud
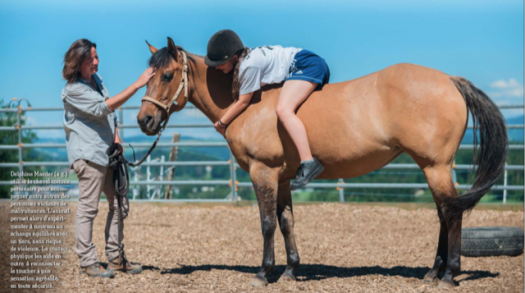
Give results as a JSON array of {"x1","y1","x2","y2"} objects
[
  {"x1": 488, "y1": 78, "x2": 524, "y2": 99},
  {"x1": 490, "y1": 78, "x2": 521, "y2": 90}
]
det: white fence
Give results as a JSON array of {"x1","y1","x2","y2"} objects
[{"x1": 1, "y1": 101, "x2": 523, "y2": 203}]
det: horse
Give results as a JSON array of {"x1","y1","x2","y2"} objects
[{"x1": 137, "y1": 37, "x2": 508, "y2": 289}]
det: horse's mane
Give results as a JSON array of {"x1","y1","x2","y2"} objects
[{"x1": 148, "y1": 46, "x2": 198, "y2": 69}]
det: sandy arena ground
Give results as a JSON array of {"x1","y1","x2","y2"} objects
[{"x1": 3, "y1": 202, "x2": 524, "y2": 292}]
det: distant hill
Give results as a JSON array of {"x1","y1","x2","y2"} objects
[
  {"x1": 36, "y1": 114, "x2": 523, "y2": 161},
  {"x1": 461, "y1": 115, "x2": 524, "y2": 144},
  {"x1": 38, "y1": 115, "x2": 524, "y2": 146},
  {"x1": 36, "y1": 134, "x2": 231, "y2": 161},
  {"x1": 507, "y1": 115, "x2": 524, "y2": 125}
]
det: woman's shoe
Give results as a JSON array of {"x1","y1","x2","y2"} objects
[
  {"x1": 108, "y1": 255, "x2": 143, "y2": 274},
  {"x1": 79, "y1": 262, "x2": 115, "y2": 278}
]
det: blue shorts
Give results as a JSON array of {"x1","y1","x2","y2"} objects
[{"x1": 286, "y1": 49, "x2": 330, "y2": 90}]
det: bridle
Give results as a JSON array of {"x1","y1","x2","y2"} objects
[
  {"x1": 142, "y1": 51, "x2": 188, "y2": 129},
  {"x1": 141, "y1": 51, "x2": 189, "y2": 134},
  {"x1": 122, "y1": 50, "x2": 189, "y2": 167}
]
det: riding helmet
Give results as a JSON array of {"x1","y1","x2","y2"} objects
[{"x1": 205, "y1": 29, "x2": 244, "y2": 67}]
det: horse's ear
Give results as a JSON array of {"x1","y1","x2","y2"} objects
[
  {"x1": 145, "y1": 40, "x2": 157, "y2": 55},
  {"x1": 167, "y1": 37, "x2": 178, "y2": 62}
]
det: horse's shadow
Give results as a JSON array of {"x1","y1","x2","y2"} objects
[{"x1": 143, "y1": 264, "x2": 498, "y2": 284}]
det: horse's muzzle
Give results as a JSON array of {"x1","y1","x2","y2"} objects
[{"x1": 138, "y1": 114, "x2": 161, "y2": 135}]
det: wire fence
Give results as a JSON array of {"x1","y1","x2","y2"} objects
[{"x1": 1, "y1": 101, "x2": 523, "y2": 203}]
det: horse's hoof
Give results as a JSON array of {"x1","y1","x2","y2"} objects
[
  {"x1": 250, "y1": 275, "x2": 268, "y2": 287},
  {"x1": 437, "y1": 279, "x2": 456, "y2": 290},
  {"x1": 422, "y1": 274, "x2": 438, "y2": 284},
  {"x1": 278, "y1": 272, "x2": 296, "y2": 283}
]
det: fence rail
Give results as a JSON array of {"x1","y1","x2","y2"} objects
[{"x1": 2, "y1": 101, "x2": 523, "y2": 203}]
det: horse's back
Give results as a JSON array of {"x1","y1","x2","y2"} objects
[{"x1": 230, "y1": 63, "x2": 468, "y2": 178}]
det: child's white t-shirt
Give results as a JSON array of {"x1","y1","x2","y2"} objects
[{"x1": 238, "y1": 45, "x2": 302, "y2": 95}]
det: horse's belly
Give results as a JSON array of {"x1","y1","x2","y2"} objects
[
  {"x1": 315, "y1": 145, "x2": 403, "y2": 179},
  {"x1": 300, "y1": 88, "x2": 399, "y2": 178},
  {"x1": 305, "y1": 126, "x2": 402, "y2": 179}
]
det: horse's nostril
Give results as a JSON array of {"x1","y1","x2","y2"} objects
[{"x1": 142, "y1": 115, "x2": 154, "y2": 129}]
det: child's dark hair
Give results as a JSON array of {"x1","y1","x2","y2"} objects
[{"x1": 231, "y1": 47, "x2": 250, "y2": 101}]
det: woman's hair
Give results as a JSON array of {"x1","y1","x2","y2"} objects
[
  {"x1": 62, "y1": 39, "x2": 97, "y2": 83},
  {"x1": 231, "y1": 47, "x2": 250, "y2": 101}
]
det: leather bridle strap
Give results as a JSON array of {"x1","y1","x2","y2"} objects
[
  {"x1": 125, "y1": 51, "x2": 189, "y2": 167},
  {"x1": 141, "y1": 51, "x2": 189, "y2": 133}
]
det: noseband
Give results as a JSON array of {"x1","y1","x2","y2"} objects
[{"x1": 141, "y1": 50, "x2": 189, "y2": 134}]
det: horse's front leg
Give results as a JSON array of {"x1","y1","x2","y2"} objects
[{"x1": 249, "y1": 163, "x2": 280, "y2": 287}]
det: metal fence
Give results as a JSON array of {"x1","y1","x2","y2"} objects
[{"x1": 1, "y1": 100, "x2": 523, "y2": 203}]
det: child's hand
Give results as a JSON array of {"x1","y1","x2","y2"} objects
[{"x1": 214, "y1": 121, "x2": 226, "y2": 137}]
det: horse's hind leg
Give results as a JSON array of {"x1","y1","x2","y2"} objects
[
  {"x1": 276, "y1": 180, "x2": 300, "y2": 282},
  {"x1": 250, "y1": 163, "x2": 280, "y2": 287},
  {"x1": 423, "y1": 206, "x2": 448, "y2": 283},
  {"x1": 422, "y1": 165, "x2": 463, "y2": 289}
]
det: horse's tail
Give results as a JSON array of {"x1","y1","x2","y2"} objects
[{"x1": 445, "y1": 76, "x2": 508, "y2": 219}]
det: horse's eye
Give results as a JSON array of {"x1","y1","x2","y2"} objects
[{"x1": 162, "y1": 72, "x2": 173, "y2": 82}]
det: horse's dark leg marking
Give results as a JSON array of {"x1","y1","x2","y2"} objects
[
  {"x1": 250, "y1": 166, "x2": 279, "y2": 287},
  {"x1": 422, "y1": 165, "x2": 462, "y2": 289},
  {"x1": 438, "y1": 213, "x2": 462, "y2": 289},
  {"x1": 276, "y1": 180, "x2": 300, "y2": 282},
  {"x1": 423, "y1": 207, "x2": 448, "y2": 283}
]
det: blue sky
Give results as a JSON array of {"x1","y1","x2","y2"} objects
[{"x1": 0, "y1": 0, "x2": 523, "y2": 140}]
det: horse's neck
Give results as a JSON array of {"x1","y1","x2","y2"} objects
[{"x1": 188, "y1": 56, "x2": 234, "y2": 123}]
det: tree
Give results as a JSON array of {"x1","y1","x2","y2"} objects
[{"x1": 0, "y1": 99, "x2": 40, "y2": 198}]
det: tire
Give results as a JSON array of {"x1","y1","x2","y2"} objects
[{"x1": 461, "y1": 226, "x2": 524, "y2": 257}]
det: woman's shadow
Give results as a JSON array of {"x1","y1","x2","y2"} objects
[{"x1": 142, "y1": 264, "x2": 498, "y2": 284}]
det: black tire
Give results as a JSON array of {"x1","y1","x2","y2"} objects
[{"x1": 461, "y1": 226, "x2": 524, "y2": 257}]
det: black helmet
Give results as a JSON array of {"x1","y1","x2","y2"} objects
[{"x1": 205, "y1": 29, "x2": 244, "y2": 67}]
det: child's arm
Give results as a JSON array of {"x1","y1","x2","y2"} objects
[{"x1": 214, "y1": 92, "x2": 254, "y2": 135}]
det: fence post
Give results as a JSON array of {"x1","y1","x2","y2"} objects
[
  {"x1": 229, "y1": 151, "x2": 238, "y2": 203},
  {"x1": 147, "y1": 155, "x2": 152, "y2": 199},
  {"x1": 338, "y1": 179, "x2": 344, "y2": 202},
  {"x1": 132, "y1": 167, "x2": 139, "y2": 200},
  {"x1": 16, "y1": 101, "x2": 23, "y2": 197},
  {"x1": 118, "y1": 107, "x2": 124, "y2": 142},
  {"x1": 159, "y1": 155, "x2": 165, "y2": 199},
  {"x1": 451, "y1": 160, "x2": 457, "y2": 187},
  {"x1": 503, "y1": 163, "x2": 508, "y2": 204},
  {"x1": 165, "y1": 133, "x2": 180, "y2": 199}
]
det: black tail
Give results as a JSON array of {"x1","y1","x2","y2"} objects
[{"x1": 446, "y1": 77, "x2": 508, "y2": 219}]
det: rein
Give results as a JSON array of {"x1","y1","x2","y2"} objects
[{"x1": 106, "y1": 51, "x2": 189, "y2": 266}]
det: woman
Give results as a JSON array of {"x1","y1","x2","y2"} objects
[
  {"x1": 62, "y1": 39, "x2": 155, "y2": 278},
  {"x1": 205, "y1": 30, "x2": 330, "y2": 190}
]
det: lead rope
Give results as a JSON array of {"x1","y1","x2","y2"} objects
[
  {"x1": 108, "y1": 145, "x2": 129, "y2": 271},
  {"x1": 129, "y1": 51, "x2": 189, "y2": 167},
  {"x1": 107, "y1": 51, "x2": 190, "y2": 270},
  {"x1": 117, "y1": 178, "x2": 126, "y2": 271}
]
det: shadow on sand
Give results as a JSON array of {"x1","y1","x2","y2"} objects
[{"x1": 142, "y1": 264, "x2": 498, "y2": 284}]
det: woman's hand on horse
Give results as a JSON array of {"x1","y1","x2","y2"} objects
[
  {"x1": 214, "y1": 121, "x2": 226, "y2": 137},
  {"x1": 135, "y1": 67, "x2": 156, "y2": 89}
]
